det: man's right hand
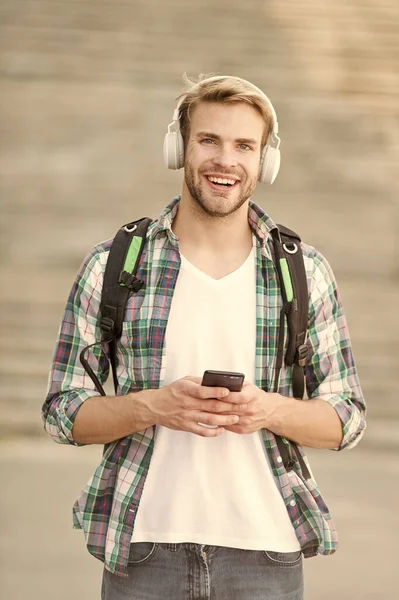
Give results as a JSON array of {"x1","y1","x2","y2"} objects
[{"x1": 140, "y1": 376, "x2": 246, "y2": 437}]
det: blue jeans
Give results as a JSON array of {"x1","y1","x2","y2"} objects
[{"x1": 102, "y1": 542, "x2": 303, "y2": 599}]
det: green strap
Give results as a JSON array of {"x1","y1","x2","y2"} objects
[
  {"x1": 121, "y1": 236, "x2": 142, "y2": 284},
  {"x1": 279, "y1": 258, "x2": 294, "y2": 302}
]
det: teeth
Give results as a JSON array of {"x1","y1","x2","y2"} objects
[{"x1": 208, "y1": 176, "x2": 236, "y2": 186}]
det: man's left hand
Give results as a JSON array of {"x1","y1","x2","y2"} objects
[{"x1": 222, "y1": 382, "x2": 280, "y2": 434}]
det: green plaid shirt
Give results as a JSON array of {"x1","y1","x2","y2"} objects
[{"x1": 42, "y1": 196, "x2": 366, "y2": 577}]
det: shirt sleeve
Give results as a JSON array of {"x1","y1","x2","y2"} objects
[
  {"x1": 304, "y1": 248, "x2": 366, "y2": 451},
  {"x1": 41, "y1": 244, "x2": 111, "y2": 445}
]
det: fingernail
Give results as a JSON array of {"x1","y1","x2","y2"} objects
[{"x1": 233, "y1": 416, "x2": 239, "y2": 423}]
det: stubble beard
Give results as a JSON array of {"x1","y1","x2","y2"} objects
[{"x1": 184, "y1": 163, "x2": 257, "y2": 219}]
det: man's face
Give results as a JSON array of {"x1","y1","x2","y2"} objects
[{"x1": 183, "y1": 101, "x2": 265, "y2": 218}]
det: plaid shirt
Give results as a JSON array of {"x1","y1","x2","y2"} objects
[{"x1": 42, "y1": 196, "x2": 366, "y2": 577}]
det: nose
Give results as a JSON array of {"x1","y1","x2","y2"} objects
[{"x1": 212, "y1": 143, "x2": 237, "y2": 169}]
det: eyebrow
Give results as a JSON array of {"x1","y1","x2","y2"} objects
[{"x1": 196, "y1": 131, "x2": 259, "y2": 146}]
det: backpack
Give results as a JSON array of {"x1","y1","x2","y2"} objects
[{"x1": 80, "y1": 217, "x2": 311, "y2": 479}]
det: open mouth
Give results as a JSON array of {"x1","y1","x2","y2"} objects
[{"x1": 205, "y1": 176, "x2": 239, "y2": 189}]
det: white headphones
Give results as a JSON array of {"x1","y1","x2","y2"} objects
[{"x1": 163, "y1": 75, "x2": 281, "y2": 185}]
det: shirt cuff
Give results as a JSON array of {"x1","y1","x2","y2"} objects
[
  {"x1": 323, "y1": 393, "x2": 367, "y2": 451},
  {"x1": 44, "y1": 389, "x2": 98, "y2": 446}
]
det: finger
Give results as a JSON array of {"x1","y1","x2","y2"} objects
[
  {"x1": 183, "y1": 378, "x2": 229, "y2": 399},
  {"x1": 183, "y1": 376, "x2": 202, "y2": 385},
  {"x1": 190, "y1": 424, "x2": 225, "y2": 438},
  {"x1": 196, "y1": 386, "x2": 230, "y2": 400},
  {"x1": 216, "y1": 409, "x2": 248, "y2": 417},
  {"x1": 200, "y1": 400, "x2": 247, "y2": 413},
  {"x1": 218, "y1": 391, "x2": 249, "y2": 405},
  {"x1": 195, "y1": 413, "x2": 240, "y2": 427}
]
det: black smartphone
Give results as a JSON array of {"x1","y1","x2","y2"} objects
[{"x1": 201, "y1": 370, "x2": 245, "y2": 392}]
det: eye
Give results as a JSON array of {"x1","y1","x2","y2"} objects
[
  {"x1": 201, "y1": 138, "x2": 216, "y2": 145},
  {"x1": 238, "y1": 143, "x2": 251, "y2": 151}
]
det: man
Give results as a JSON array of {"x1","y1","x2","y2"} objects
[{"x1": 42, "y1": 74, "x2": 366, "y2": 600}]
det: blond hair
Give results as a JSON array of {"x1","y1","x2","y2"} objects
[{"x1": 177, "y1": 73, "x2": 274, "y2": 147}]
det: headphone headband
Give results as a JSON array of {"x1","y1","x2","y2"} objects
[{"x1": 174, "y1": 75, "x2": 279, "y2": 139}]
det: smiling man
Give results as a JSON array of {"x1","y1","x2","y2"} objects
[{"x1": 43, "y1": 75, "x2": 366, "y2": 600}]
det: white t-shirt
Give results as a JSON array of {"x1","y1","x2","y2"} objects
[{"x1": 131, "y1": 248, "x2": 300, "y2": 552}]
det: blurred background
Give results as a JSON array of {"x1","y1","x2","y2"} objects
[{"x1": 0, "y1": 1, "x2": 398, "y2": 598}]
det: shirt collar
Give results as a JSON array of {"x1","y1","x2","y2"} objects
[
  {"x1": 150, "y1": 195, "x2": 181, "y2": 241},
  {"x1": 247, "y1": 200, "x2": 279, "y2": 258},
  {"x1": 150, "y1": 195, "x2": 278, "y2": 259}
]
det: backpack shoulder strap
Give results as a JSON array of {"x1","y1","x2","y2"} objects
[
  {"x1": 101, "y1": 218, "x2": 153, "y2": 341},
  {"x1": 271, "y1": 224, "x2": 311, "y2": 479},
  {"x1": 101, "y1": 217, "x2": 153, "y2": 394},
  {"x1": 273, "y1": 224, "x2": 309, "y2": 399},
  {"x1": 80, "y1": 217, "x2": 153, "y2": 396}
]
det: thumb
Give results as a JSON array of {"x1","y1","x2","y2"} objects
[{"x1": 183, "y1": 375, "x2": 202, "y2": 385}]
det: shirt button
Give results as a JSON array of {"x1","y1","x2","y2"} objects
[
  {"x1": 290, "y1": 500, "x2": 296, "y2": 507},
  {"x1": 277, "y1": 456, "x2": 283, "y2": 463}
]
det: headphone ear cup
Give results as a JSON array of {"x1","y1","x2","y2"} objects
[
  {"x1": 259, "y1": 145, "x2": 281, "y2": 184},
  {"x1": 163, "y1": 130, "x2": 185, "y2": 170}
]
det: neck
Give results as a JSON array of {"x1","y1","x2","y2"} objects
[{"x1": 172, "y1": 186, "x2": 253, "y2": 257}]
